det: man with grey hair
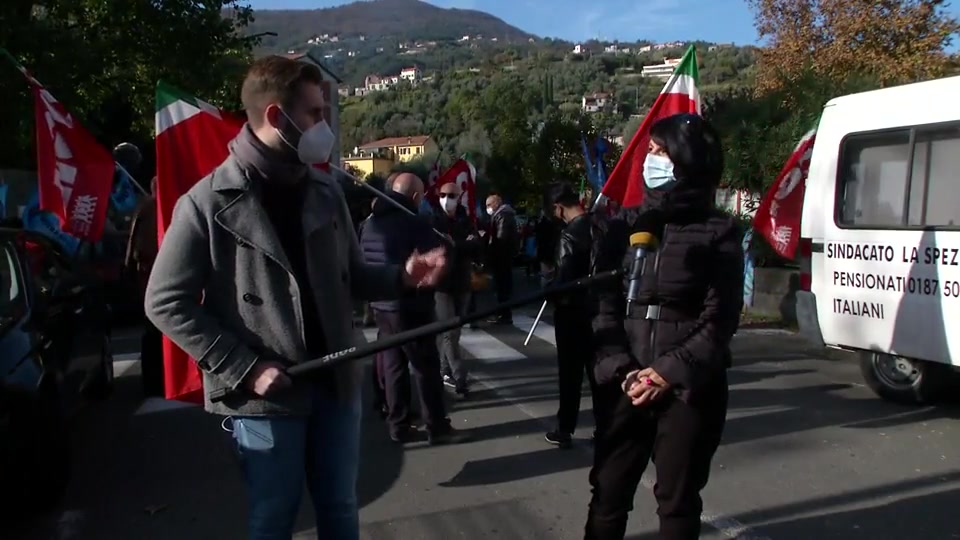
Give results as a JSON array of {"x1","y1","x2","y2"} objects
[{"x1": 360, "y1": 172, "x2": 469, "y2": 445}]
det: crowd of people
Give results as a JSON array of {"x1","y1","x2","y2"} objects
[{"x1": 135, "y1": 55, "x2": 744, "y2": 540}]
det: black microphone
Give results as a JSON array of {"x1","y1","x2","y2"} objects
[{"x1": 626, "y1": 231, "x2": 658, "y2": 316}]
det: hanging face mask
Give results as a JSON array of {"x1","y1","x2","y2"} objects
[
  {"x1": 277, "y1": 109, "x2": 335, "y2": 165},
  {"x1": 486, "y1": 206, "x2": 495, "y2": 216},
  {"x1": 440, "y1": 194, "x2": 459, "y2": 213},
  {"x1": 643, "y1": 153, "x2": 678, "y2": 191}
]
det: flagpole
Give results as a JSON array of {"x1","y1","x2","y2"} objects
[
  {"x1": 114, "y1": 162, "x2": 149, "y2": 196},
  {"x1": 1, "y1": 48, "x2": 148, "y2": 199},
  {"x1": 327, "y1": 163, "x2": 452, "y2": 245}
]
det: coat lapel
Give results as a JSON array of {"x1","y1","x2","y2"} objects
[{"x1": 212, "y1": 156, "x2": 294, "y2": 276}]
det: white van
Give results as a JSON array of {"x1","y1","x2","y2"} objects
[{"x1": 796, "y1": 75, "x2": 960, "y2": 404}]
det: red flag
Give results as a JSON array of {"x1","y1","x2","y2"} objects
[
  {"x1": 22, "y1": 72, "x2": 115, "y2": 241},
  {"x1": 600, "y1": 46, "x2": 700, "y2": 208},
  {"x1": 753, "y1": 126, "x2": 817, "y2": 260},
  {"x1": 437, "y1": 158, "x2": 477, "y2": 221},
  {"x1": 155, "y1": 82, "x2": 244, "y2": 403}
]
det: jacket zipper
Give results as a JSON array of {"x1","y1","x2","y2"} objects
[{"x1": 649, "y1": 226, "x2": 668, "y2": 366}]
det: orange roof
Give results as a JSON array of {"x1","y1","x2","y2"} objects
[{"x1": 360, "y1": 135, "x2": 432, "y2": 149}]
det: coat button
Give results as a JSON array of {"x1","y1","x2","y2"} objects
[
  {"x1": 236, "y1": 237, "x2": 246, "y2": 247},
  {"x1": 242, "y1": 293, "x2": 253, "y2": 302}
]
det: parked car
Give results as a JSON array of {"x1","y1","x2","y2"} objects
[{"x1": 0, "y1": 228, "x2": 114, "y2": 514}]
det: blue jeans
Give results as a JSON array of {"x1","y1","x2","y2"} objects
[{"x1": 231, "y1": 388, "x2": 362, "y2": 540}]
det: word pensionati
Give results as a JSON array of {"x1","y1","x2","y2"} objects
[{"x1": 827, "y1": 242, "x2": 960, "y2": 266}]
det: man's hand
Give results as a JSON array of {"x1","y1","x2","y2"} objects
[
  {"x1": 403, "y1": 247, "x2": 447, "y2": 288},
  {"x1": 244, "y1": 360, "x2": 292, "y2": 397},
  {"x1": 623, "y1": 367, "x2": 670, "y2": 407}
]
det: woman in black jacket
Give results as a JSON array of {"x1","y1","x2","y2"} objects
[{"x1": 584, "y1": 113, "x2": 744, "y2": 540}]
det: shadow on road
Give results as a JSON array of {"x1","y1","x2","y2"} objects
[{"x1": 624, "y1": 470, "x2": 960, "y2": 540}]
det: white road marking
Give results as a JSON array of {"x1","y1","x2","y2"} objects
[
  {"x1": 459, "y1": 327, "x2": 526, "y2": 363},
  {"x1": 134, "y1": 397, "x2": 198, "y2": 415},
  {"x1": 511, "y1": 315, "x2": 557, "y2": 346}
]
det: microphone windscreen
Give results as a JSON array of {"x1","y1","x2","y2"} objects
[{"x1": 630, "y1": 231, "x2": 656, "y2": 247}]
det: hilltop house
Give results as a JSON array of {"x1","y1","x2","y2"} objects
[
  {"x1": 582, "y1": 92, "x2": 614, "y2": 113},
  {"x1": 342, "y1": 135, "x2": 438, "y2": 177},
  {"x1": 641, "y1": 57, "x2": 682, "y2": 79}
]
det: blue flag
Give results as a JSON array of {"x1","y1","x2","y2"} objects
[
  {"x1": 742, "y1": 229, "x2": 754, "y2": 307},
  {"x1": 22, "y1": 189, "x2": 81, "y2": 256},
  {"x1": 0, "y1": 183, "x2": 7, "y2": 220},
  {"x1": 110, "y1": 165, "x2": 140, "y2": 213}
]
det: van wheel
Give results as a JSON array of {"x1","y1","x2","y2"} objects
[{"x1": 859, "y1": 352, "x2": 949, "y2": 405}]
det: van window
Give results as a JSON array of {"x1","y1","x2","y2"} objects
[
  {"x1": 838, "y1": 123, "x2": 960, "y2": 228},
  {"x1": 838, "y1": 131, "x2": 911, "y2": 227},
  {"x1": 911, "y1": 125, "x2": 960, "y2": 226}
]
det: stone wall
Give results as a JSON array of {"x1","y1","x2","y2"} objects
[{"x1": 747, "y1": 267, "x2": 800, "y2": 324}]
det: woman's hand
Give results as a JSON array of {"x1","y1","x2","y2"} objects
[{"x1": 623, "y1": 367, "x2": 671, "y2": 406}]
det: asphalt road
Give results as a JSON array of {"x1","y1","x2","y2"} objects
[{"x1": 10, "y1": 274, "x2": 960, "y2": 540}]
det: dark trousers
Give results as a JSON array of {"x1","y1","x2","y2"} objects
[
  {"x1": 554, "y1": 306, "x2": 600, "y2": 433},
  {"x1": 374, "y1": 309, "x2": 449, "y2": 436},
  {"x1": 492, "y1": 260, "x2": 513, "y2": 321},
  {"x1": 585, "y1": 374, "x2": 728, "y2": 540},
  {"x1": 140, "y1": 321, "x2": 164, "y2": 397}
]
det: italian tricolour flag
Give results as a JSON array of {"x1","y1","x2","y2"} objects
[
  {"x1": 600, "y1": 45, "x2": 701, "y2": 208},
  {"x1": 155, "y1": 81, "x2": 244, "y2": 403}
]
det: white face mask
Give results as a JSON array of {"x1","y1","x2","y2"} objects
[
  {"x1": 440, "y1": 194, "x2": 459, "y2": 213},
  {"x1": 278, "y1": 109, "x2": 335, "y2": 165},
  {"x1": 486, "y1": 206, "x2": 495, "y2": 216},
  {"x1": 643, "y1": 153, "x2": 678, "y2": 191}
]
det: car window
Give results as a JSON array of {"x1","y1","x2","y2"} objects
[{"x1": 0, "y1": 242, "x2": 24, "y2": 316}]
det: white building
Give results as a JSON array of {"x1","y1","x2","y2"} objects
[
  {"x1": 400, "y1": 66, "x2": 422, "y2": 83},
  {"x1": 641, "y1": 57, "x2": 682, "y2": 79},
  {"x1": 582, "y1": 92, "x2": 613, "y2": 113}
]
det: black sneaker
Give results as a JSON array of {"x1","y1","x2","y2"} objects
[
  {"x1": 443, "y1": 375, "x2": 457, "y2": 389},
  {"x1": 428, "y1": 425, "x2": 472, "y2": 445},
  {"x1": 390, "y1": 425, "x2": 425, "y2": 444},
  {"x1": 545, "y1": 431, "x2": 573, "y2": 449},
  {"x1": 454, "y1": 385, "x2": 470, "y2": 400}
]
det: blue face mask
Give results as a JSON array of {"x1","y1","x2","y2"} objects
[{"x1": 643, "y1": 153, "x2": 678, "y2": 191}]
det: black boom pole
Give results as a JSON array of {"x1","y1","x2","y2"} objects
[{"x1": 210, "y1": 269, "x2": 621, "y2": 403}]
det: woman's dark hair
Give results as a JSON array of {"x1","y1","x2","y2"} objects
[
  {"x1": 649, "y1": 113, "x2": 724, "y2": 187},
  {"x1": 545, "y1": 182, "x2": 580, "y2": 208}
]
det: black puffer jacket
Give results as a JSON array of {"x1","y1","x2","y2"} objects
[
  {"x1": 359, "y1": 192, "x2": 440, "y2": 314},
  {"x1": 590, "y1": 183, "x2": 744, "y2": 400}
]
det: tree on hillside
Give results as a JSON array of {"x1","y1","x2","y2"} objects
[
  {"x1": 749, "y1": 0, "x2": 960, "y2": 93},
  {"x1": 0, "y1": 0, "x2": 255, "y2": 173}
]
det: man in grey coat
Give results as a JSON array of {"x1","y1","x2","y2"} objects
[{"x1": 144, "y1": 56, "x2": 446, "y2": 540}]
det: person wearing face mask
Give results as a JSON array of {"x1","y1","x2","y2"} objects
[
  {"x1": 483, "y1": 193, "x2": 518, "y2": 324},
  {"x1": 542, "y1": 182, "x2": 606, "y2": 449},
  {"x1": 144, "y1": 56, "x2": 447, "y2": 540},
  {"x1": 432, "y1": 181, "x2": 479, "y2": 398},
  {"x1": 583, "y1": 113, "x2": 743, "y2": 540},
  {"x1": 359, "y1": 172, "x2": 471, "y2": 445}
]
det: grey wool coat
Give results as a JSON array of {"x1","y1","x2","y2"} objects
[{"x1": 144, "y1": 154, "x2": 403, "y2": 416}]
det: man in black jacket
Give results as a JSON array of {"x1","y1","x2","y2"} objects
[
  {"x1": 542, "y1": 183, "x2": 603, "y2": 449},
  {"x1": 359, "y1": 172, "x2": 469, "y2": 445},
  {"x1": 433, "y1": 181, "x2": 479, "y2": 398},
  {"x1": 484, "y1": 193, "x2": 518, "y2": 324}
]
